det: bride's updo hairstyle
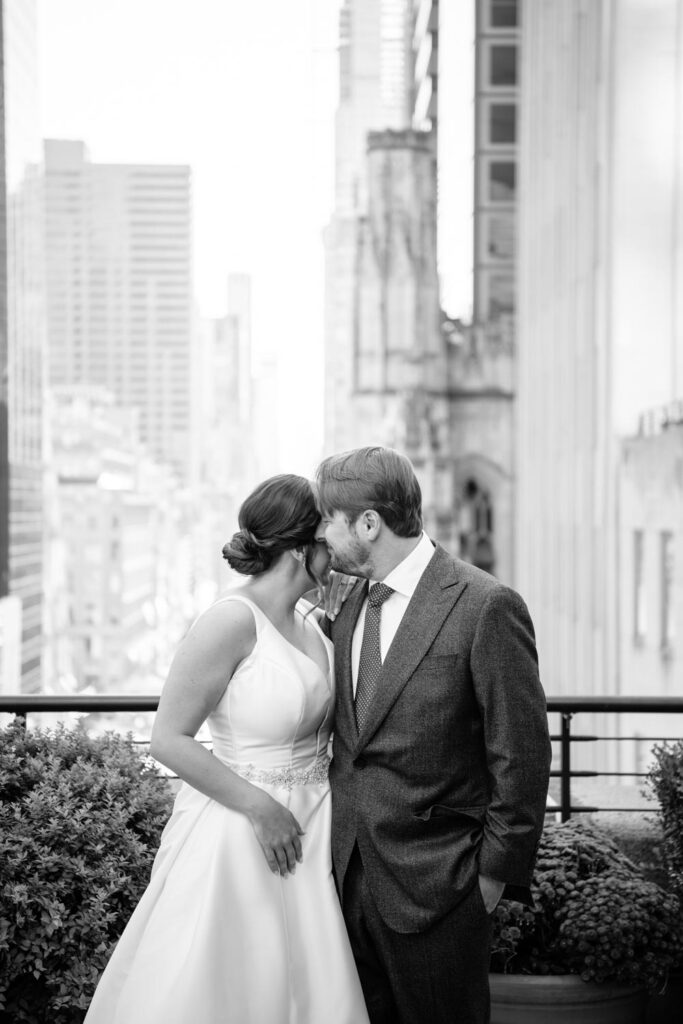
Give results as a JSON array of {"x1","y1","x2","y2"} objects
[{"x1": 222, "y1": 474, "x2": 320, "y2": 576}]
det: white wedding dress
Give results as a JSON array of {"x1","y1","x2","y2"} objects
[{"x1": 85, "y1": 595, "x2": 369, "y2": 1024}]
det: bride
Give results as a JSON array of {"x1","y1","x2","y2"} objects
[{"x1": 85, "y1": 474, "x2": 369, "y2": 1024}]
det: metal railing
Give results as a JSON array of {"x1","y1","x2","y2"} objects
[
  {"x1": 1, "y1": 694, "x2": 682, "y2": 821},
  {"x1": 546, "y1": 695, "x2": 683, "y2": 821}
]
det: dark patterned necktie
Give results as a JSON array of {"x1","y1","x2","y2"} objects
[{"x1": 355, "y1": 582, "x2": 394, "y2": 730}]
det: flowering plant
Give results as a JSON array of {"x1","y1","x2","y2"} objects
[{"x1": 490, "y1": 819, "x2": 683, "y2": 992}]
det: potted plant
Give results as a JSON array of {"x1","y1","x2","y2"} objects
[
  {"x1": 489, "y1": 818, "x2": 683, "y2": 1024},
  {"x1": 645, "y1": 738, "x2": 683, "y2": 1023},
  {"x1": 0, "y1": 720, "x2": 174, "y2": 1024}
]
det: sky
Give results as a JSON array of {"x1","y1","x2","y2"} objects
[{"x1": 38, "y1": 0, "x2": 342, "y2": 475}]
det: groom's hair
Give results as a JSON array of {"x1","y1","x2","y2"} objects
[{"x1": 315, "y1": 446, "x2": 423, "y2": 538}]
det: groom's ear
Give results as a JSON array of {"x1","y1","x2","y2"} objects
[{"x1": 356, "y1": 509, "x2": 381, "y2": 541}]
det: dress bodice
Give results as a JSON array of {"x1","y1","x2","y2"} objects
[{"x1": 206, "y1": 594, "x2": 334, "y2": 776}]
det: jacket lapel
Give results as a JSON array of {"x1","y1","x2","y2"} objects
[
  {"x1": 333, "y1": 578, "x2": 368, "y2": 737},
  {"x1": 355, "y1": 546, "x2": 468, "y2": 750}
]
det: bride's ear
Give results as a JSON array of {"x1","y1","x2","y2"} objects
[{"x1": 291, "y1": 548, "x2": 306, "y2": 566}]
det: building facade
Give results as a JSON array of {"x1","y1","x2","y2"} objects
[
  {"x1": 45, "y1": 387, "x2": 190, "y2": 693},
  {"x1": 324, "y1": 0, "x2": 413, "y2": 454},
  {"x1": 0, "y1": 0, "x2": 46, "y2": 692},
  {"x1": 617, "y1": 407, "x2": 682, "y2": 773},
  {"x1": 515, "y1": 0, "x2": 683, "y2": 695},
  {"x1": 44, "y1": 140, "x2": 193, "y2": 481}
]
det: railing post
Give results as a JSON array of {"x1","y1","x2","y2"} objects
[{"x1": 560, "y1": 712, "x2": 573, "y2": 822}]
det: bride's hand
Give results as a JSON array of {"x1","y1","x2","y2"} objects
[
  {"x1": 248, "y1": 793, "x2": 305, "y2": 876},
  {"x1": 323, "y1": 570, "x2": 358, "y2": 621}
]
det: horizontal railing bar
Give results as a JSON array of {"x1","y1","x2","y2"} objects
[
  {"x1": 549, "y1": 735, "x2": 598, "y2": 742},
  {"x1": 2, "y1": 695, "x2": 683, "y2": 714},
  {"x1": 547, "y1": 696, "x2": 683, "y2": 712},
  {"x1": 550, "y1": 770, "x2": 599, "y2": 777},
  {"x1": 0, "y1": 696, "x2": 160, "y2": 712},
  {"x1": 549, "y1": 770, "x2": 650, "y2": 779},
  {"x1": 573, "y1": 807, "x2": 651, "y2": 813},
  {"x1": 589, "y1": 736, "x2": 681, "y2": 742}
]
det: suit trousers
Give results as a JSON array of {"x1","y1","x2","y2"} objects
[{"x1": 342, "y1": 846, "x2": 492, "y2": 1024}]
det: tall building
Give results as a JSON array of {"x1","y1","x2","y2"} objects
[
  {"x1": 324, "y1": 0, "x2": 413, "y2": 453},
  {"x1": 515, "y1": 0, "x2": 683, "y2": 695},
  {"x1": 0, "y1": 0, "x2": 46, "y2": 693},
  {"x1": 44, "y1": 140, "x2": 193, "y2": 481},
  {"x1": 226, "y1": 273, "x2": 253, "y2": 430},
  {"x1": 350, "y1": 128, "x2": 453, "y2": 536},
  {"x1": 45, "y1": 386, "x2": 189, "y2": 693},
  {"x1": 411, "y1": 0, "x2": 518, "y2": 581},
  {"x1": 472, "y1": 0, "x2": 518, "y2": 338},
  {"x1": 323, "y1": 0, "x2": 523, "y2": 578}
]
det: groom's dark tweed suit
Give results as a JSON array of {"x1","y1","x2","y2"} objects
[{"x1": 328, "y1": 544, "x2": 551, "y2": 1024}]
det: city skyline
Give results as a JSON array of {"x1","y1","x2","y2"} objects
[{"x1": 38, "y1": 0, "x2": 342, "y2": 474}]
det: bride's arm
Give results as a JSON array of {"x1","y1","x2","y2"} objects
[{"x1": 150, "y1": 602, "x2": 304, "y2": 876}]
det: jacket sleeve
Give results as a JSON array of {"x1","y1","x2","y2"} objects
[{"x1": 470, "y1": 585, "x2": 552, "y2": 898}]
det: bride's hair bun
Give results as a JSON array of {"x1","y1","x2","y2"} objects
[
  {"x1": 222, "y1": 528, "x2": 274, "y2": 576},
  {"x1": 222, "y1": 475, "x2": 320, "y2": 577}
]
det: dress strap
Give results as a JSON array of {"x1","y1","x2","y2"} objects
[{"x1": 213, "y1": 593, "x2": 268, "y2": 636}]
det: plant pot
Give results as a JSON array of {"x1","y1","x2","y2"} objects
[
  {"x1": 646, "y1": 968, "x2": 683, "y2": 1024},
  {"x1": 490, "y1": 973, "x2": 648, "y2": 1024}
]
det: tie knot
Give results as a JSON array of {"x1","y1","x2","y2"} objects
[{"x1": 368, "y1": 582, "x2": 394, "y2": 608}]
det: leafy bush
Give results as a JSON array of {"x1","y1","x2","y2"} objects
[
  {"x1": 490, "y1": 819, "x2": 683, "y2": 992},
  {"x1": 0, "y1": 720, "x2": 174, "y2": 1024},
  {"x1": 601, "y1": 813, "x2": 668, "y2": 889},
  {"x1": 647, "y1": 739, "x2": 683, "y2": 900}
]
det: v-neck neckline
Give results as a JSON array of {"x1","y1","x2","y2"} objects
[{"x1": 230, "y1": 593, "x2": 331, "y2": 679}]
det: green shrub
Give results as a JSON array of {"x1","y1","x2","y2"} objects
[
  {"x1": 600, "y1": 813, "x2": 668, "y2": 889},
  {"x1": 0, "y1": 720, "x2": 174, "y2": 1024},
  {"x1": 490, "y1": 819, "x2": 683, "y2": 992},
  {"x1": 647, "y1": 739, "x2": 683, "y2": 901}
]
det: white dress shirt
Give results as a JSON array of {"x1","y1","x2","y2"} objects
[{"x1": 351, "y1": 531, "x2": 436, "y2": 694}]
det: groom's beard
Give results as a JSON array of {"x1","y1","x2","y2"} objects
[{"x1": 328, "y1": 537, "x2": 373, "y2": 579}]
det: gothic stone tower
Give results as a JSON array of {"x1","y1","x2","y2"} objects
[{"x1": 350, "y1": 129, "x2": 454, "y2": 541}]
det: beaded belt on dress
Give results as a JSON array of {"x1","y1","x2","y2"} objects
[{"x1": 224, "y1": 753, "x2": 330, "y2": 791}]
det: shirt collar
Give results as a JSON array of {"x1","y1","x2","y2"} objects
[{"x1": 375, "y1": 532, "x2": 435, "y2": 600}]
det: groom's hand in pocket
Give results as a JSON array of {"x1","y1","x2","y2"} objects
[{"x1": 478, "y1": 874, "x2": 505, "y2": 914}]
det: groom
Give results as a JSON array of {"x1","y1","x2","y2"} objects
[{"x1": 316, "y1": 446, "x2": 551, "y2": 1024}]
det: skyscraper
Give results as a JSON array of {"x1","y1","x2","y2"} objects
[
  {"x1": 0, "y1": 0, "x2": 46, "y2": 693},
  {"x1": 324, "y1": 0, "x2": 413, "y2": 452},
  {"x1": 44, "y1": 141, "x2": 193, "y2": 481}
]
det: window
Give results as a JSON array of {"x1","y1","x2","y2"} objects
[
  {"x1": 457, "y1": 480, "x2": 495, "y2": 575},
  {"x1": 489, "y1": 161, "x2": 516, "y2": 201},
  {"x1": 488, "y1": 273, "x2": 515, "y2": 317},
  {"x1": 633, "y1": 530, "x2": 646, "y2": 644},
  {"x1": 489, "y1": 103, "x2": 516, "y2": 144},
  {"x1": 490, "y1": 0, "x2": 517, "y2": 28},
  {"x1": 660, "y1": 531, "x2": 674, "y2": 651},
  {"x1": 488, "y1": 215, "x2": 515, "y2": 259},
  {"x1": 490, "y1": 45, "x2": 517, "y2": 87}
]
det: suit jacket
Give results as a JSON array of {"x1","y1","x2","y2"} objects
[{"x1": 328, "y1": 544, "x2": 552, "y2": 934}]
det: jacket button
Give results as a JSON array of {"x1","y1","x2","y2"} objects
[{"x1": 355, "y1": 756, "x2": 367, "y2": 769}]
